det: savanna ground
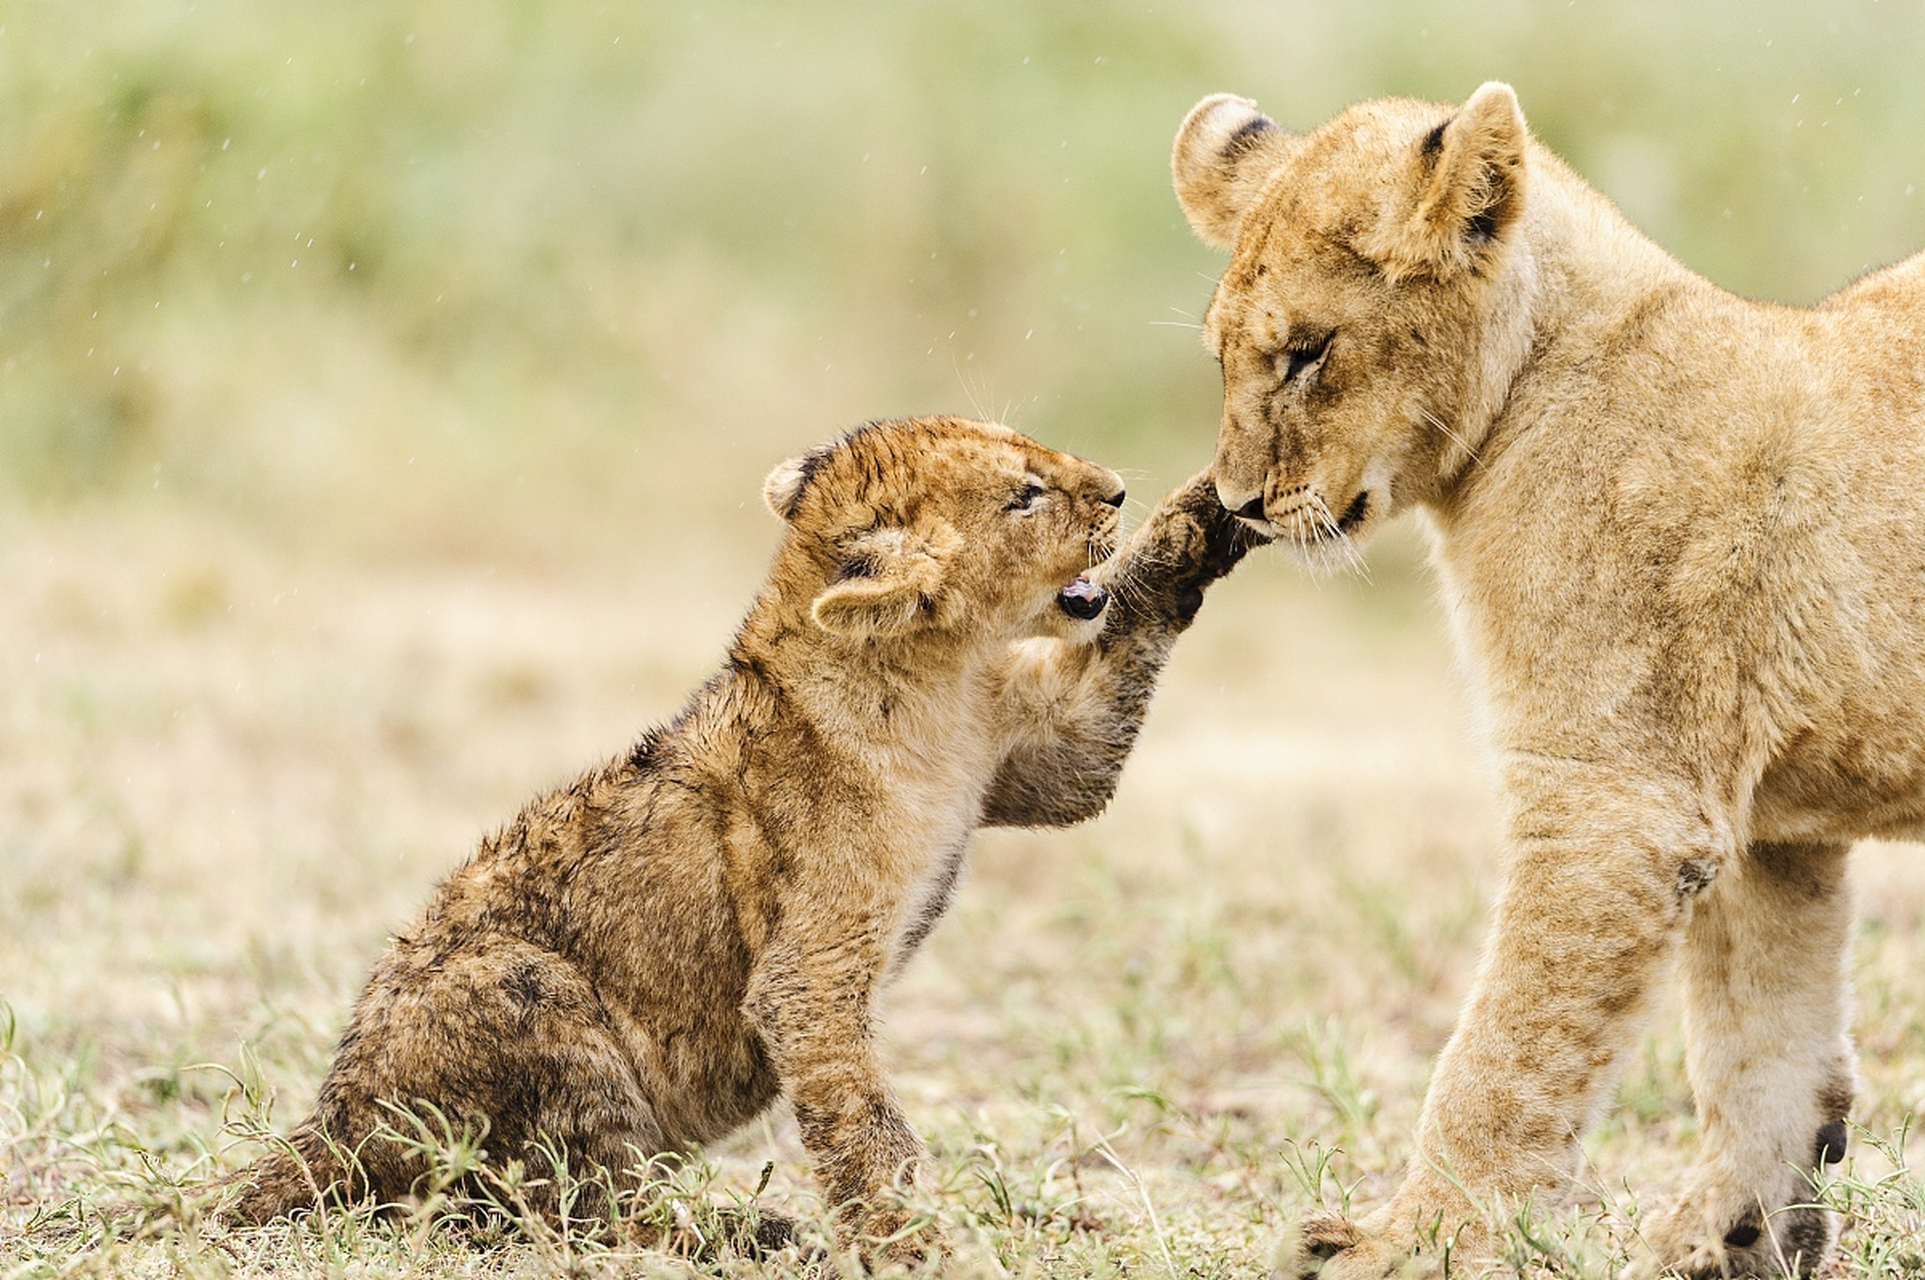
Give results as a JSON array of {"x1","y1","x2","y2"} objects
[{"x1": 4, "y1": 3, "x2": 1925, "y2": 1276}]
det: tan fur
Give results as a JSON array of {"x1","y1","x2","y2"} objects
[
  {"x1": 222, "y1": 415, "x2": 1260, "y2": 1266},
  {"x1": 1174, "y1": 85, "x2": 1925, "y2": 1278}
]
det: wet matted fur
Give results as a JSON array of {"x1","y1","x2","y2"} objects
[{"x1": 223, "y1": 415, "x2": 1260, "y2": 1266}]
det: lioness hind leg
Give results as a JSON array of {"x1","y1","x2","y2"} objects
[{"x1": 1647, "y1": 840, "x2": 1855, "y2": 1279}]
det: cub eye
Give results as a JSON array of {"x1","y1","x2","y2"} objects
[
  {"x1": 1005, "y1": 482, "x2": 1047, "y2": 512},
  {"x1": 1278, "y1": 331, "x2": 1333, "y2": 384}
]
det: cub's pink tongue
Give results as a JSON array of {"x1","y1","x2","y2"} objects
[{"x1": 1057, "y1": 574, "x2": 1109, "y2": 620}]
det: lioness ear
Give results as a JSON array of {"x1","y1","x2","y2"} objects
[
  {"x1": 763, "y1": 455, "x2": 815, "y2": 523},
  {"x1": 1363, "y1": 81, "x2": 1527, "y2": 279},
  {"x1": 1172, "y1": 93, "x2": 1294, "y2": 249},
  {"x1": 810, "y1": 526, "x2": 955, "y2": 639}
]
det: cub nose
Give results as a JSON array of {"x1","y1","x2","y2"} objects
[
  {"x1": 1102, "y1": 487, "x2": 1126, "y2": 508},
  {"x1": 1235, "y1": 496, "x2": 1266, "y2": 520}
]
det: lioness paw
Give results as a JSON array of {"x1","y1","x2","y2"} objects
[
  {"x1": 1281, "y1": 1212, "x2": 1436, "y2": 1280},
  {"x1": 1642, "y1": 1188, "x2": 1834, "y2": 1280}
]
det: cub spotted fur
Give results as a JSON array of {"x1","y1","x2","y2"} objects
[
  {"x1": 226, "y1": 416, "x2": 1259, "y2": 1265},
  {"x1": 1174, "y1": 84, "x2": 1925, "y2": 1277}
]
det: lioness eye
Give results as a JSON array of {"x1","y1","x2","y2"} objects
[
  {"x1": 1005, "y1": 482, "x2": 1046, "y2": 512},
  {"x1": 1280, "y1": 332, "x2": 1333, "y2": 384}
]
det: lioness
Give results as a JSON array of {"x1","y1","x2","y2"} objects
[
  {"x1": 1172, "y1": 84, "x2": 1925, "y2": 1277},
  {"x1": 225, "y1": 416, "x2": 1259, "y2": 1266}
]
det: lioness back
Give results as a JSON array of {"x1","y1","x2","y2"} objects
[{"x1": 1172, "y1": 83, "x2": 1924, "y2": 1279}]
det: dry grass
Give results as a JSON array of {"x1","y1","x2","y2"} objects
[{"x1": 4, "y1": 501, "x2": 1923, "y2": 1277}]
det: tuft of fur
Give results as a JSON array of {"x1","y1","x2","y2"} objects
[
  {"x1": 221, "y1": 416, "x2": 1261, "y2": 1267},
  {"x1": 1175, "y1": 83, "x2": 1925, "y2": 1278}
]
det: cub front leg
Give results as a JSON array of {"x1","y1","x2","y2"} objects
[
  {"x1": 746, "y1": 925, "x2": 936, "y2": 1268},
  {"x1": 983, "y1": 469, "x2": 1267, "y2": 828},
  {"x1": 1290, "y1": 762, "x2": 1732, "y2": 1277},
  {"x1": 1644, "y1": 839, "x2": 1855, "y2": 1279}
]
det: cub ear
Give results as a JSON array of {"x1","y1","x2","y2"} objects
[
  {"x1": 1361, "y1": 81, "x2": 1527, "y2": 279},
  {"x1": 1172, "y1": 93, "x2": 1294, "y2": 249},
  {"x1": 810, "y1": 525, "x2": 955, "y2": 640},
  {"x1": 763, "y1": 454, "x2": 816, "y2": 523}
]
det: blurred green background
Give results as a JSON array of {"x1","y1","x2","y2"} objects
[{"x1": 4, "y1": 0, "x2": 1922, "y2": 563}]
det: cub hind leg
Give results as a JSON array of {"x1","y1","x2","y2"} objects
[
  {"x1": 231, "y1": 937, "x2": 670, "y2": 1227},
  {"x1": 1647, "y1": 840, "x2": 1856, "y2": 1278}
]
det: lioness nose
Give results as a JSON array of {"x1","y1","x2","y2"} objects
[
  {"x1": 1102, "y1": 487, "x2": 1126, "y2": 508},
  {"x1": 1235, "y1": 496, "x2": 1266, "y2": 520}
]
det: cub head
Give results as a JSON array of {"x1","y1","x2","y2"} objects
[
  {"x1": 1172, "y1": 83, "x2": 1538, "y2": 567},
  {"x1": 763, "y1": 416, "x2": 1126, "y2": 645}
]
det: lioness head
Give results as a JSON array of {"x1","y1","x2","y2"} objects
[
  {"x1": 763, "y1": 416, "x2": 1126, "y2": 643},
  {"x1": 1172, "y1": 83, "x2": 1538, "y2": 566}
]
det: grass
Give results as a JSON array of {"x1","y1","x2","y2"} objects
[
  {"x1": 6, "y1": 516, "x2": 1925, "y2": 1277},
  {"x1": 5, "y1": 1, "x2": 1925, "y2": 1276}
]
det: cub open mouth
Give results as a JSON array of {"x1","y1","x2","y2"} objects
[{"x1": 1057, "y1": 573, "x2": 1109, "y2": 620}]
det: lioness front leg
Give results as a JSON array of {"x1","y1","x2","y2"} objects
[
  {"x1": 1644, "y1": 840, "x2": 1855, "y2": 1279},
  {"x1": 746, "y1": 927, "x2": 936, "y2": 1268},
  {"x1": 1292, "y1": 764, "x2": 1730, "y2": 1277}
]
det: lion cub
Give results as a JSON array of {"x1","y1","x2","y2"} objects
[
  {"x1": 1175, "y1": 85, "x2": 1925, "y2": 1277},
  {"x1": 228, "y1": 416, "x2": 1257, "y2": 1263}
]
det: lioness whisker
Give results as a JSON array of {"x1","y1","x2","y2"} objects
[{"x1": 1421, "y1": 407, "x2": 1482, "y2": 466}]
